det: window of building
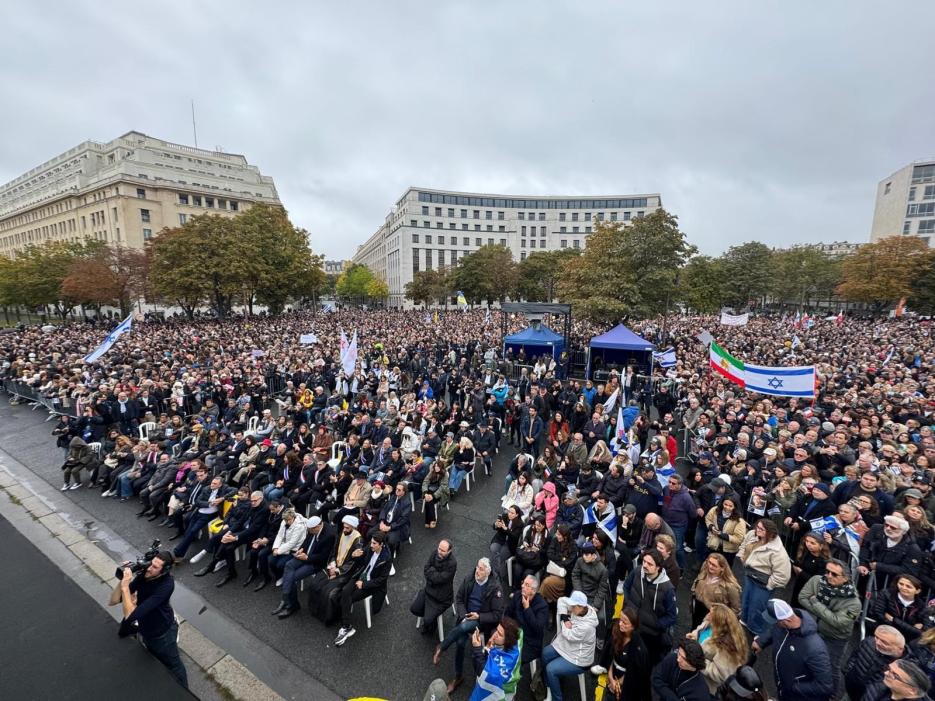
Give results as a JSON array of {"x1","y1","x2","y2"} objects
[
  {"x1": 521, "y1": 239, "x2": 526, "y2": 248},
  {"x1": 571, "y1": 212, "x2": 579, "y2": 221},
  {"x1": 529, "y1": 212, "x2": 535, "y2": 220},
  {"x1": 193, "y1": 195, "x2": 202, "y2": 206},
  {"x1": 518, "y1": 212, "x2": 525, "y2": 220},
  {"x1": 538, "y1": 212, "x2": 545, "y2": 221},
  {"x1": 925, "y1": 185, "x2": 935, "y2": 200},
  {"x1": 218, "y1": 199, "x2": 227, "y2": 209},
  {"x1": 573, "y1": 239, "x2": 580, "y2": 249},
  {"x1": 560, "y1": 226, "x2": 566, "y2": 233},
  {"x1": 448, "y1": 208, "x2": 455, "y2": 217},
  {"x1": 463, "y1": 237, "x2": 469, "y2": 245},
  {"x1": 597, "y1": 212, "x2": 605, "y2": 221},
  {"x1": 497, "y1": 211, "x2": 504, "y2": 220},
  {"x1": 412, "y1": 233, "x2": 420, "y2": 243},
  {"x1": 560, "y1": 239, "x2": 567, "y2": 248},
  {"x1": 485, "y1": 238, "x2": 492, "y2": 246},
  {"x1": 449, "y1": 223, "x2": 456, "y2": 229},
  {"x1": 637, "y1": 211, "x2": 645, "y2": 217},
  {"x1": 412, "y1": 248, "x2": 420, "y2": 273},
  {"x1": 178, "y1": 213, "x2": 188, "y2": 225},
  {"x1": 485, "y1": 211, "x2": 492, "y2": 220},
  {"x1": 438, "y1": 250, "x2": 445, "y2": 266},
  {"x1": 475, "y1": 237, "x2": 481, "y2": 246},
  {"x1": 113, "y1": 207, "x2": 118, "y2": 222},
  {"x1": 143, "y1": 228, "x2": 152, "y2": 240},
  {"x1": 610, "y1": 212, "x2": 618, "y2": 221},
  {"x1": 585, "y1": 212, "x2": 591, "y2": 221},
  {"x1": 473, "y1": 210, "x2": 480, "y2": 219},
  {"x1": 140, "y1": 208, "x2": 151, "y2": 222},
  {"x1": 486, "y1": 225, "x2": 493, "y2": 231},
  {"x1": 624, "y1": 211, "x2": 631, "y2": 221},
  {"x1": 884, "y1": 182, "x2": 892, "y2": 194},
  {"x1": 500, "y1": 238, "x2": 506, "y2": 246},
  {"x1": 410, "y1": 219, "x2": 417, "y2": 227},
  {"x1": 913, "y1": 165, "x2": 935, "y2": 184},
  {"x1": 559, "y1": 213, "x2": 566, "y2": 222},
  {"x1": 909, "y1": 187, "x2": 917, "y2": 202},
  {"x1": 498, "y1": 225, "x2": 505, "y2": 232},
  {"x1": 435, "y1": 207, "x2": 442, "y2": 216},
  {"x1": 423, "y1": 220, "x2": 430, "y2": 228},
  {"x1": 521, "y1": 226, "x2": 527, "y2": 235},
  {"x1": 436, "y1": 222, "x2": 443, "y2": 228},
  {"x1": 230, "y1": 201, "x2": 238, "y2": 211},
  {"x1": 426, "y1": 234, "x2": 433, "y2": 244},
  {"x1": 521, "y1": 252, "x2": 526, "y2": 261},
  {"x1": 474, "y1": 224, "x2": 481, "y2": 231},
  {"x1": 425, "y1": 249, "x2": 433, "y2": 270},
  {"x1": 904, "y1": 221, "x2": 912, "y2": 234},
  {"x1": 462, "y1": 224, "x2": 468, "y2": 230},
  {"x1": 205, "y1": 197, "x2": 214, "y2": 208},
  {"x1": 585, "y1": 226, "x2": 592, "y2": 233},
  {"x1": 540, "y1": 227, "x2": 546, "y2": 236},
  {"x1": 422, "y1": 206, "x2": 429, "y2": 215},
  {"x1": 919, "y1": 220, "x2": 935, "y2": 234},
  {"x1": 178, "y1": 194, "x2": 189, "y2": 205},
  {"x1": 572, "y1": 226, "x2": 579, "y2": 233},
  {"x1": 460, "y1": 209, "x2": 467, "y2": 218},
  {"x1": 531, "y1": 239, "x2": 537, "y2": 248},
  {"x1": 136, "y1": 188, "x2": 146, "y2": 199}
]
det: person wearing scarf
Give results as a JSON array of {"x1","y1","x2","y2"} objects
[
  {"x1": 797, "y1": 558, "x2": 861, "y2": 700},
  {"x1": 468, "y1": 617, "x2": 523, "y2": 701}
]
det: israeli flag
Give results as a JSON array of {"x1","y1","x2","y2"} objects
[
  {"x1": 743, "y1": 363, "x2": 816, "y2": 398},
  {"x1": 84, "y1": 314, "x2": 134, "y2": 364},
  {"x1": 653, "y1": 347, "x2": 677, "y2": 368},
  {"x1": 582, "y1": 503, "x2": 618, "y2": 542}
]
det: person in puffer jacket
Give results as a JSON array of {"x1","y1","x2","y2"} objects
[
  {"x1": 752, "y1": 599, "x2": 833, "y2": 701},
  {"x1": 541, "y1": 590, "x2": 598, "y2": 701},
  {"x1": 624, "y1": 548, "x2": 678, "y2": 667}
]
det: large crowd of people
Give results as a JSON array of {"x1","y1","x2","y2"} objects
[{"x1": 2, "y1": 307, "x2": 935, "y2": 701}]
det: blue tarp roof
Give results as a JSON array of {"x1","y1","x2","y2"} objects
[
  {"x1": 588, "y1": 324, "x2": 655, "y2": 351},
  {"x1": 504, "y1": 325, "x2": 564, "y2": 346}
]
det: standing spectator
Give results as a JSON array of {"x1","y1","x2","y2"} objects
[
  {"x1": 690, "y1": 553, "x2": 742, "y2": 628},
  {"x1": 859, "y1": 515, "x2": 923, "y2": 590},
  {"x1": 864, "y1": 660, "x2": 932, "y2": 701},
  {"x1": 521, "y1": 407, "x2": 544, "y2": 459},
  {"x1": 737, "y1": 519, "x2": 792, "y2": 635},
  {"x1": 661, "y1": 473, "x2": 696, "y2": 568},
  {"x1": 797, "y1": 558, "x2": 861, "y2": 699},
  {"x1": 752, "y1": 599, "x2": 833, "y2": 701},
  {"x1": 411, "y1": 539, "x2": 458, "y2": 635},
  {"x1": 872, "y1": 574, "x2": 927, "y2": 642},
  {"x1": 541, "y1": 591, "x2": 598, "y2": 701},
  {"x1": 686, "y1": 603, "x2": 748, "y2": 694},
  {"x1": 624, "y1": 549, "x2": 677, "y2": 667},
  {"x1": 845, "y1": 626, "x2": 916, "y2": 701},
  {"x1": 704, "y1": 495, "x2": 747, "y2": 566}
]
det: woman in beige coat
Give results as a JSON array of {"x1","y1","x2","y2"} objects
[
  {"x1": 686, "y1": 603, "x2": 748, "y2": 693},
  {"x1": 737, "y1": 518, "x2": 791, "y2": 636},
  {"x1": 704, "y1": 496, "x2": 747, "y2": 565},
  {"x1": 690, "y1": 552, "x2": 741, "y2": 627}
]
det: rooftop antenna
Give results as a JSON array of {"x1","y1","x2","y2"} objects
[{"x1": 191, "y1": 99, "x2": 198, "y2": 148}]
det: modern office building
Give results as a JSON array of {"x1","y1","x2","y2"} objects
[
  {"x1": 0, "y1": 131, "x2": 280, "y2": 256},
  {"x1": 354, "y1": 186, "x2": 663, "y2": 307},
  {"x1": 870, "y1": 160, "x2": 935, "y2": 247}
]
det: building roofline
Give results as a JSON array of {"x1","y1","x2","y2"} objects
[{"x1": 403, "y1": 186, "x2": 661, "y2": 201}]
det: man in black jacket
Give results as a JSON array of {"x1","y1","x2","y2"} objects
[
  {"x1": 844, "y1": 625, "x2": 916, "y2": 701},
  {"x1": 433, "y1": 557, "x2": 505, "y2": 695},
  {"x1": 651, "y1": 638, "x2": 710, "y2": 701},
  {"x1": 859, "y1": 516, "x2": 923, "y2": 589},
  {"x1": 334, "y1": 531, "x2": 392, "y2": 647},
  {"x1": 411, "y1": 539, "x2": 458, "y2": 635},
  {"x1": 274, "y1": 515, "x2": 336, "y2": 618},
  {"x1": 244, "y1": 499, "x2": 287, "y2": 588},
  {"x1": 171, "y1": 473, "x2": 234, "y2": 561},
  {"x1": 504, "y1": 574, "x2": 549, "y2": 666}
]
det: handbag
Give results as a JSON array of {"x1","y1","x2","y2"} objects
[
  {"x1": 104, "y1": 456, "x2": 119, "y2": 469},
  {"x1": 546, "y1": 561, "x2": 566, "y2": 578},
  {"x1": 744, "y1": 566, "x2": 770, "y2": 587}
]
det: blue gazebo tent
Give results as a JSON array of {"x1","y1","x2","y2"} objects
[
  {"x1": 503, "y1": 325, "x2": 565, "y2": 361},
  {"x1": 587, "y1": 324, "x2": 655, "y2": 378}
]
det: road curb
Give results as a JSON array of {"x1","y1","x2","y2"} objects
[{"x1": 0, "y1": 466, "x2": 285, "y2": 701}]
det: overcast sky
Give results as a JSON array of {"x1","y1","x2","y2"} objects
[{"x1": 2, "y1": 1, "x2": 934, "y2": 260}]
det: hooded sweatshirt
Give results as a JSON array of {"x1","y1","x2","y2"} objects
[
  {"x1": 550, "y1": 596, "x2": 599, "y2": 667},
  {"x1": 623, "y1": 567, "x2": 677, "y2": 639}
]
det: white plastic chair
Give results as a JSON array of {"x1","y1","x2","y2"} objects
[
  {"x1": 329, "y1": 441, "x2": 348, "y2": 470},
  {"x1": 529, "y1": 660, "x2": 587, "y2": 701},
  {"x1": 505, "y1": 524, "x2": 531, "y2": 588},
  {"x1": 416, "y1": 612, "x2": 445, "y2": 642},
  {"x1": 138, "y1": 422, "x2": 157, "y2": 440},
  {"x1": 354, "y1": 593, "x2": 390, "y2": 629},
  {"x1": 246, "y1": 416, "x2": 259, "y2": 435},
  {"x1": 87, "y1": 442, "x2": 102, "y2": 458}
]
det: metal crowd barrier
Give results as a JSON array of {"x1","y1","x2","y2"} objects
[{"x1": 3, "y1": 379, "x2": 78, "y2": 420}]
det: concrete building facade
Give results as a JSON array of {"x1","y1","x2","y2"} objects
[
  {"x1": 0, "y1": 131, "x2": 280, "y2": 256},
  {"x1": 870, "y1": 160, "x2": 935, "y2": 247},
  {"x1": 354, "y1": 186, "x2": 663, "y2": 307},
  {"x1": 323, "y1": 259, "x2": 351, "y2": 274}
]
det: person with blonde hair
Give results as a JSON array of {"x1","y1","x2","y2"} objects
[
  {"x1": 690, "y1": 553, "x2": 741, "y2": 627},
  {"x1": 448, "y1": 436, "x2": 475, "y2": 492},
  {"x1": 687, "y1": 603, "x2": 748, "y2": 693}
]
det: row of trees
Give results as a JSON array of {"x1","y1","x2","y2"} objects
[
  {"x1": 405, "y1": 210, "x2": 935, "y2": 322},
  {"x1": 0, "y1": 205, "x2": 328, "y2": 319}
]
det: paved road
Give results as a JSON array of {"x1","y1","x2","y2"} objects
[
  {"x1": 0, "y1": 398, "x2": 546, "y2": 700},
  {"x1": 0, "y1": 510, "x2": 192, "y2": 700}
]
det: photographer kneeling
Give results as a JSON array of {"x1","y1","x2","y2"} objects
[{"x1": 109, "y1": 550, "x2": 188, "y2": 689}]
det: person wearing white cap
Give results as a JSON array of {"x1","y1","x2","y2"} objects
[
  {"x1": 751, "y1": 599, "x2": 833, "y2": 701},
  {"x1": 274, "y1": 515, "x2": 335, "y2": 619},
  {"x1": 858, "y1": 514, "x2": 922, "y2": 589},
  {"x1": 540, "y1": 590, "x2": 598, "y2": 701},
  {"x1": 306, "y1": 515, "x2": 365, "y2": 624}
]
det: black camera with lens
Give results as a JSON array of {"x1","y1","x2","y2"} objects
[{"x1": 115, "y1": 539, "x2": 162, "y2": 579}]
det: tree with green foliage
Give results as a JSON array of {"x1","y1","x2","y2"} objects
[
  {"x1": 837, "y1": 236, "x2": 935, "y2": 311},
  {"x1": 909, "y1": 253, "x2": 935, "y2": 315},
  {"x1": 405, "y1": 268, "x2": 454, "y2": 306},
  {"x1": 719, "y1": 241, "x2": 774, "y2": 307},
  {"x1": 517, "y1": 249, "x2": 580, "y2": 302},
  {"x1": 9, "y1": 240, "x2": 105, "y2": 319},
  {"x1": 336, "y1": 263, "x2": 384, "y2": 301},
  {"x1": 679, "y1": 255, "x2": 726, "y2": 313},
  {"x1": 452, "y1": 244, "x2": 517, "y2": 304},
  {"x1": 558, "y1": 211, "x2": 694, "y2": 322},
  {"x1": 770, "y1": 246, "x2": 843, "y2": 308}
]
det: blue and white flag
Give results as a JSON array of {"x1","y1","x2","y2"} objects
[
  {"x1": 882, "y1": 345, "x2": 895, "y2": 366},
  {"x1": 744, "y1": 363, "x2": 816, "y2": 397},
  {"x1": 791, "y1": 335, "x2": 801, "y2": 350},
  {"x1": 83, "y1": 314, "x2": 133, "y2": 364},
  {"x1": 653, "y1": 347, "x2": 677, "y2": 368},
  {"x1": 582, "y1": 503, "x2": 618, "y2": 542}
]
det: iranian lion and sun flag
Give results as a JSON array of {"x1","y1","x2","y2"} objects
[{"x1": 709, "y1": 340, "x2": 817, "y2": 398}]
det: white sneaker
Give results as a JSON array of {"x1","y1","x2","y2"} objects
[
  {"x1": 616, "y1": 581, "x2": 624, "y2": 595},
  {"x1": 69, "y1": 482, "x2": 81, "y2": 490},
  {"x1": 591, "y1": 665, "x2": 607, "y2": 675},
  {"x1": 334, "y1": 626, "x2": 356, "y2": 646},
  {"x1": 61, "y1": 484, "x2": 69, "y2": 491},
  {"x1": 275, "y1": 578, "x2": 283, "y2": 587},
  {"x1": 190, "y1": 549, "x2": 207, "y2": 565},
  {"x1": 101, "y1": 490, "x2": 113, "y2": 497},
  {"x1": 214, "y1": 560, "x2": 227, "y2": 572},
  {"x1": 683, "y1": 545, "x2": 693, "y2": 553}
]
